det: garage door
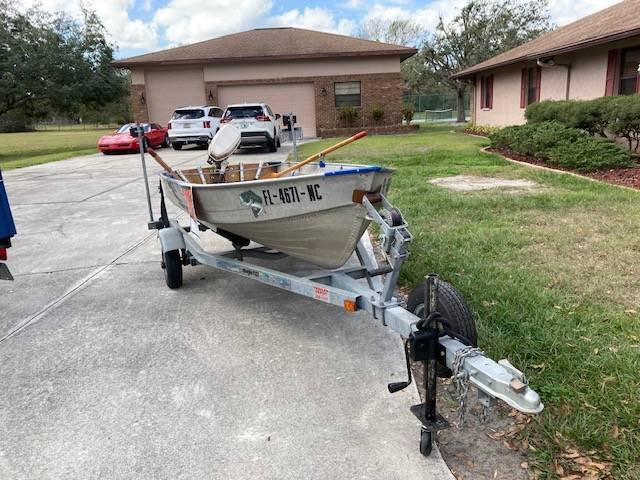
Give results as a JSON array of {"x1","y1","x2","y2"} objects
[
  {"x1": 145, "y1": 68, "x2": 205, "y2": 125},
  {"x1": 218, "y1": 83, "x2": 316, "y2": 138}
]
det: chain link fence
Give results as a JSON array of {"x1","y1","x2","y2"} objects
[{"x1": 403, "y1": 93, "x2": 471, "y2": 122}]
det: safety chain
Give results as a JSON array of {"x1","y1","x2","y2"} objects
[{"x1": 450, "y1": 346, "x2": 484, "y2": 428}]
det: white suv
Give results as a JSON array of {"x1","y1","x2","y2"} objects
[
  {"x1": 220, "y1": 103, "x2": 281, "y2": 152},
  {"x1": 168, "y1": 105, "x2": 224, "y2": 150}
]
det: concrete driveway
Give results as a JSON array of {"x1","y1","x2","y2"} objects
[{"x1": 0, "y1": 143, "x2": 454, "y2": 479}]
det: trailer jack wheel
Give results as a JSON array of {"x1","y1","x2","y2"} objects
[
  {"x1": 419, "y1": 428, "x2": 433, "y2": 457},
  {"x1": 162, "y1": 249, "x2": 183, "y2": 289}
]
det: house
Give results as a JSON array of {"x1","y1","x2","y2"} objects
[
  {"x1": 453, "y1": 0, "x2": 640, "y2": 127},
  {"x1": 112, "y1": 28, "x2": 416, "y2": 137}
]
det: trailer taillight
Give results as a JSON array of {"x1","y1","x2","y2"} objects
[
  {"x1": 0, "y1": 248, "x2": 6, "y2": 261},
  {"x1": 203, "y1": 120, "x2": 211, "y2": 128}
]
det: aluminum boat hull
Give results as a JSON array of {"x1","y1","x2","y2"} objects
[{"x1": 161, "y1": 163, "x2": 393, "y2": 268}]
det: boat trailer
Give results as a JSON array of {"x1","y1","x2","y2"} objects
[{"x1": 148, "y1": 180, "x2": 543, "y2": 456}]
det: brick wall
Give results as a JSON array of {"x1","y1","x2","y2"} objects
[
  {"x1": 205, "y1": 71, "x2": 405, "y2": 136},
  {"x1": 131, "y1": 84, "x2": 149, "y2": 122},
  {"x1": 313, "y1": 72, "x2": 404, "y2": 131}
]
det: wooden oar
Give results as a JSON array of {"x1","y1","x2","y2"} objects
[
  {"x1": 147, "y1": 148, "x2": 174, "y2": 174},
  {"x1": 272, "y1": 131, "x2": 367, "y2": 179}
]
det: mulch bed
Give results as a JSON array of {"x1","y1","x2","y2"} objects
[{"x1": 488, "y1": 147, "x2": 640, "y2": 190}]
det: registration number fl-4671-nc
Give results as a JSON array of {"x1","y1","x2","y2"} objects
[{"x1": 262, "y1": 184, "x2": 322, "y2": 205}]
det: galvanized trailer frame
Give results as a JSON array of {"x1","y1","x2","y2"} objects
[
  {"x1": 151, "y1": 186, "x2": 543, "y2": 455},
  {"x1": 137, "y1": 122, "x2": 542, "y2": 456}
]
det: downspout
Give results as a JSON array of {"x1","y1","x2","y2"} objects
[{"x1": 537, "y1": 58, "x2": 572, "y2": 100}]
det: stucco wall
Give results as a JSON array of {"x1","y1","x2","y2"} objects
[
  {"x1": 474, "y1": 65, "x2": 526, "y2": 126},
  {"x1": 203, "y1": 57, "x2": 400, "y2": 82},
  {"x1": 473, "y1": 35, "x2": 640, "y2": 127}
]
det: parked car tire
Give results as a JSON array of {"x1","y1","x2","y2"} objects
[
  {"x1": 276, "y1": 135, "x2": 281, "y2": 148},
  {"x1": 162, "y1": 135, "x2": 170, "y2": 148},
  {"x1": 172, "y1": 143, "x2": 183, "y2": 151},
  {"x1": 268, "y1": 137, "x2": 277, "y2": 152}
]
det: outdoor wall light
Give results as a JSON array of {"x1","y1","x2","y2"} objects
[
  {"x1": 140, "y1": 93, "x2": 146, "y2": 105},
  {"x1": 320, "y1": 87, "x2": 327, "y2": 96},
  {"x1": 208, "y1": 90, "x2": 214, "y2": 103}
]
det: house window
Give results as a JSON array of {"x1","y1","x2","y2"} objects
[
  {"x1": 520, "y1": 67, "x2": 541, "y2": 108},
  {"x1": 619, "y1": 47, "x2": 640, "y2": 95},
  {"x1": 480, "y1": 75, "x2": 493, "y2": 109},
  {"x1": 335, "y1": 81, "x2": 361, "y2": 107}
]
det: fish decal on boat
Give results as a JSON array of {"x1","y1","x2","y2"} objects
[{"x1": 239, "y1": 190, "x2": 265, "y2": 217}]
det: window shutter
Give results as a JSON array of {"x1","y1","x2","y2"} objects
[
  {"x1": 605, "y1": 49, "x2": 620, "y2": 96},
  {"x1": 480, "y1": 76, "x2": 485, "y2": 108},
  {"x1": 488, "y1": 75, "x2": 494, "y2": 109},
  {"x1": 535, "y1": 67, "x2": 542, "y2": 102},
  {"x1": 520, "y1": 69, "x2": 527, "y2": 108}
]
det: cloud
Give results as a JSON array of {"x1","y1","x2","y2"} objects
[
  {"x1": 18, "y1": 0, "x2": 159, "y2": 49},
  {"x1": 270, "y1": 7, "x2": 356, "y2": 35},
  {"x1": 547, "y1": 0, "x2": 621, "y2": 26},
  {"x1": 154, "y1": 0, "x2": 273, "y2": 45}
]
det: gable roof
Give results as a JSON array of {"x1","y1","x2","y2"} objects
[
  {"x1": 112, "y1": 27, "x2": 417, "y2": 67},
  {"x1": 453, "y1": 0, "x2": 640, "y2": 78}
]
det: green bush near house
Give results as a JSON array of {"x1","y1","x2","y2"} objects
[
  {"x1": 402, "y1": 105, "x2": 414, "y2": 123},
  {"x1": 604, "y1": 95, "x2": 640, "y2": 151},
  {"x1": 548, "y1": 136, "x2": 634, "y2": 172},
  {"x1": 489, "y1": 121, "x2": 634, "y2": 172},
  {"x1": 371, "y1": 104, "x2": 385, "y2": 123},
  {"x1": 337, "y1": 106, "x2": 358, "y2": 127},
  {"x1": 489, "y1": 121, "x2": 585, "y2": 157},
  {"x1": 525, "y1": 95, "x2": 640, "y2": 148}
]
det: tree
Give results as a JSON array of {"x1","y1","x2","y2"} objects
[
  {"x1": 0, "y1": 1, "x2": 127, "y2": 127},
  {"x1": 421, "y1": 0, "x2": 552, "y2": 122},
  {"x1": 357, "y1": 18, "x2": 427, "y2": 94},
  {"x1": 357, "y1": 18, "x2": 424, "y2": 47}
]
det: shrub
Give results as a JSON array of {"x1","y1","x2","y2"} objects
[
  {"x1": 371, "y1": 104, "x2": 385, "y2": 123},
  {"x1": 402, "y1": 105, "x2": 414, "y2": 123},
  {"x1": 604, "y1": 94, "x2": 640, "y2": 151},
  {"x1": 463, "y1": 124, "x2": 500, "y2": 137},
  {"x1": 526, "y1": 98, "x2": 613, "y2": 137},
  {"x1": 489, "y1": 121, "x2": 585, "y2": 158},
  {"x1": 337, "y1": 106, "x2": 358, "y2": 127},
  {"x1": 548, "y1": 136, "x2": 634, "y2": 172}
]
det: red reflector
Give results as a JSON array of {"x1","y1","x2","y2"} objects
[
  {"x1": 203, "y1": 120, "x2": 211, "y2": 128},
  {"x1": 255, "y1": 115, "x2": 270, "y2": 122},
  {"x1": 0, "y1": 248, "x2": 6, "y2": 261}
]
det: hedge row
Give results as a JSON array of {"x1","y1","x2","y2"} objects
[
  {"x1": 489, "y1": 121, "x2": 634, "y2": 172},
  {"x1": 525, "y1": 95, "x2": 640, "y2": 151}
]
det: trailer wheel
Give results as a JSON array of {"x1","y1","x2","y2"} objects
[
  {"x1": 419, "y1": 429, "x2": 433, "y2": 457},
  {"x1": 162, "y1": 249, "x2": 183, "y2": 289},
  {"x1": 406, "y1": 280, "x2": 477, "y2": 376}
]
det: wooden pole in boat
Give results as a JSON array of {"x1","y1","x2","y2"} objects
[
  {"x1": 272, "y1": 131, "x2": 367, "y2": 179},
  {"x1": 146, "y1": 148, "x2": 174, "y2": 174}
]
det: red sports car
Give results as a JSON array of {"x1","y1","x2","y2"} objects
[{"x1": 97, "y1": 123, "x2": 169, "y2": 154}]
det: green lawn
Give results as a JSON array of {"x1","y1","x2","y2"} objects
[
  {"x1": 0, "y1": 129, "x2": 113, "y2": 169},
  {"x1": 298, "y1": 126, "x2": 639, "y2": 479}
]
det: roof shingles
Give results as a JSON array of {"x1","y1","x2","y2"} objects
[
  {"x1": 112, "y1": 27, "x2": 416, "y2": 67},
  {"x1": 454, "y1": 0, "x2": 640, "y2": 78}
]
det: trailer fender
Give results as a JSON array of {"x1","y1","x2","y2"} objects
[{"x1": 159, "y1": 227, "x2": 185, "y2": 253}]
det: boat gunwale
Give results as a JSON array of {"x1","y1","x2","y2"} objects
[{"x1": 160, "y1": 163, "x2": 394, "y2": 189}]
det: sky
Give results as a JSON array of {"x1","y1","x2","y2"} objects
[{"x1": 20, "y1": 0, "x2": 623, "y2": 59}]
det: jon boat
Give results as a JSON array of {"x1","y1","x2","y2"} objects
[{"x1": 154, "y1": 127, "x2": 393, "y2": 269}]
